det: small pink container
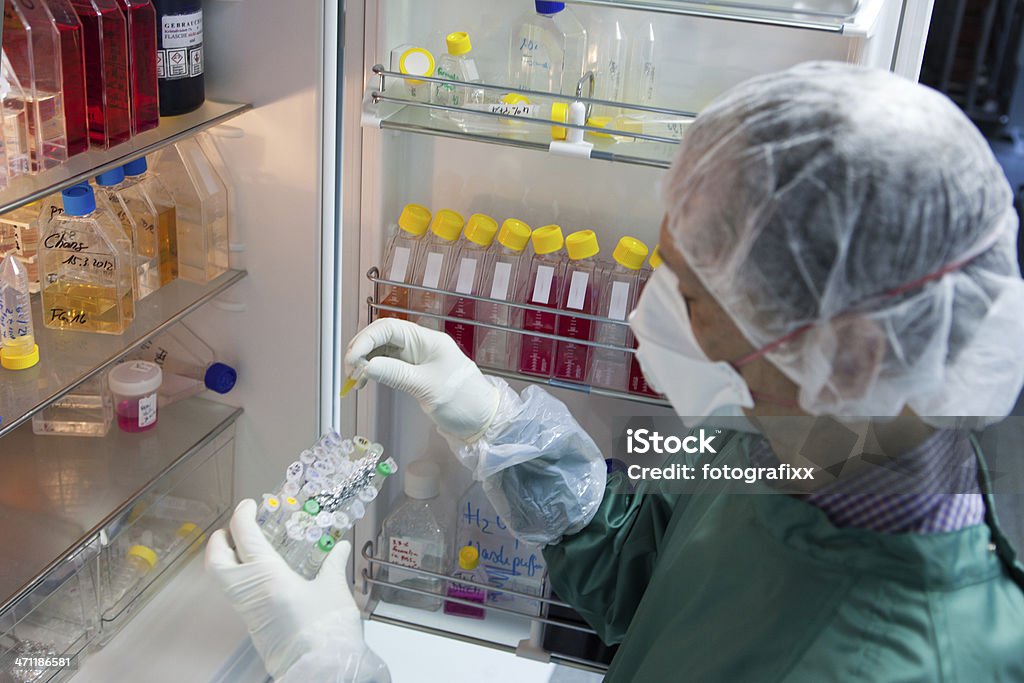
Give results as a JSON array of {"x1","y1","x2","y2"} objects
[{"x1": 109, "y1": 361, "x2": 163, "y2": 433}]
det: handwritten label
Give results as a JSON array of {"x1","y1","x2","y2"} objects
[
  {"x1": 490, "y1": 262, "x2": 513, "y2": 301},
  {"x1": 422, "y1": 252, "x2": 445, "y2": 289},
  {"x1": 43, "y1": 231, "x2": 87, "y2": 252},
  {"x1": 388, "y1": 246, "x2": 411, "y2": 283},
  {"x1": 138, "y1": 393, "x2": 157, "y2": 428},
  {"x1": 49, "y1": 309, "x2": 88, "y2": 325},
  {"x1": 566, "y1": 271, "x2": 589, "y2": 311},
  {"x1": 531, "y1": 265, "x2": 554, "y2": 304},
  {"x1": 389, "y1": 536, "x2": 427, "y2": 569},
  {"x1": 1, "y1": 287, "x2": 31, "y2": 341},
  {"x1": 488, "y1": 103, "x2": 538, "y2": 118},
  {"x1": 455, "y1": 257, "x2": 477, "y2": 295},
  {"x1": 608, "y1": 281, "x2": 631, "y2": 321}
]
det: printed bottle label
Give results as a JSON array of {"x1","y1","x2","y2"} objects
[{"x1": 159, "y1": 11, "x2": 203, "y2": 81}]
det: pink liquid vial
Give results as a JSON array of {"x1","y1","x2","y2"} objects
[
  {"x1": 109, "y1": 360, "x2": 162, "y2": 433},
  {"x1": 518, "y1": 225, "x2": 566, "y2": 378},
  {"x1": 553, "y1": 230, "x2": 600, "y2": 383},
  {"x1": 117, "y1": 0, "x2": 159, "y2": 134},
  {"x1": 44, "y1": 0, "x2": 90, "y2": 156},
  {"x1": 71, "y1": 0, "x2": 132, "y2": 147},
  {"x1": 444, "y1": 546, "x2": 486, "y2": 619},
  {"x1": 444, "y1": 214, "x2": 498, "y2": 359}
]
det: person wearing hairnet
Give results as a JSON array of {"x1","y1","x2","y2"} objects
[{"x1": 206, "y1": 62, "x2": 1024, "y2": 681}]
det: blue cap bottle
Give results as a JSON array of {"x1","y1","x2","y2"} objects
[
  {"x1": 96, "y1": 166, "x2": 126, "y2": 187},
  {"x1": 61, "y1": 185, "x2": 97, "y2": 216},
  {"x1": 535, "y1": 1, "x2": 566, "y2": 13},
  {"x1": 123, "y1": 157, "x2": 148, "y2": 177},
  {"x1": 204, "y1": 362, "x2": 238, "y2": 394}
]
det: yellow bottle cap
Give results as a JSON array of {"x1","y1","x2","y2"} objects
[
  {"x1": 446, "y1": 32, "x2": 472, "y2": 56},
  {"x1": 398, "y1": 47, "x2": 435, "y2": 85},
  {"x1": 502, "y1": 93, "x2": 530, "y2": 106},
  {"x1": 465, "y1": 214, "x2": 498, "y2": 247},
  {"x1": 128, "y1": 545, "x2": 158, "y2": 569},
  {"x1": 531, "y1": 225, "x2": 564, "y2": 255},
  {"x1": 1, "y1": 344, "x2": 39, "y2": 370},
  {"x1": 613, "y1": 237, "x2": 649, "y2": 270},
  {"x1": 430, "y1": 209, "x2": 465, "y2": 242},
  {"x1": 398, "y1": 204, "x2": 431, "y2": 236},
  {"x1": 458, "y1": 545, "x2": 480, "y2": 570},
  {"x1": 551, "y1": 102, "x2": 569, "y2": 141},
  {"x1": 498, "y1": 219, "x2": 532, "y2": 252},
  {"x1": 176, "y1": 523, "x2": 200, "y2": 538},
  {"x1": 587, "y1": 116, "x2": 614, "y2": 139},
  {"x1": 566, "y1": 230, "x2": 600, "y2": 261},
  {"x1": 649, "y1": 245, "x2": 663, "y2": 270}
]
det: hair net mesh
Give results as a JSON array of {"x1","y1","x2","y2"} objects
[{"x1": 664, "y1": 61, "x2": 1024, "y2": 420}]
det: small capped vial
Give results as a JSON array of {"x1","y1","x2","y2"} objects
[
  {"x1": 109, "y1": 361, "x2": 162, "y2": 433},
  {"x1": 353, "y1": 436, "x2": 370, "y2": 455},
  {"x1": 0, "y1": 253, "x2": 39, "y2": 370}
]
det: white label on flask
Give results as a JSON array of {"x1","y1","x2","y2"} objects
[
  {"x1": 490, "y1": 262, "x2": 513, "y2": 301},
  {"x1": 567, "y1": 271, "x2": 590, "y2": 311},
  {"x1": 531, "y1": 265, "x2": 554, "y2": 304},
  {"x1": 489, "y1": 103, "x2": 538, "y2": 117},
  {"x1": 455, "y1": 258, "x2": 477, "y2": 295},
  {"x1": 191, "y1": 148, "x2": 222, "y2": 197},
  {"x1": 463, "y1": 59, "x2": 480, "y2": 83},
  {"x1": 138, "y1": 393, "x2": 158, "y2": 428},
  {"x1": 388, "y1": 246, "x2": 411, "y2": 283},
  {"x1": 608, "y1": 281, "x2": 631, "y2": 321},
  {"x1": 161, "y1": 11, "x2": 203, "y2": 48},
  {"x1": 389, "y1": 536, "x2": 427, "y2": 569},
  {"x1": 422, "y1": 252, "x2": 445, "y2": 289}
]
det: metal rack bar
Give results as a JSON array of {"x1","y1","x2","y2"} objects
[{"x1": 562, "y1": 0, "x2": 850, "y2": 31}]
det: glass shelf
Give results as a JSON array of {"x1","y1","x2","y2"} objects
[
  {"x1": 0, "y1": 100, "x2": 252, "y2": 215},
  {"x1": 0, "y1": 397, "x2": 242, "y2": 616},
  {"x1": 564, "y1": 0, "x2": 859, "y2": 31},
  {"x1": 0, "y1": 269, "x2": 247, "y2": 438}
]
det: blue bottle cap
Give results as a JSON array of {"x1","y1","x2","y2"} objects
[
  {"x1": 96, "y1": 167, "x2": 126, "y2": 186},
  {"x1": 204, "y1": 362, "x2": 238, "y2": 394},
  {"x1": 61, "y1": 185, "x2": 96, "y2": 216},
  {"x1": 535, "y1": 1, "x2": 566, "y2": 13},
  {"x1": 123, "y1": 157, "x2": 148, "y2": 177}
]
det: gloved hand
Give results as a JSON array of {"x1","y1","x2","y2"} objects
[
  {"x1": 206, "y1": 500, "x2": 389, "y2": 683},
  {"x1": 344, "y1": 318, "x2": 500, "y2": 443}
]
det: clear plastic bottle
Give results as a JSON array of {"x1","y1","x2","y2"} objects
[
  {"x1": 462, "y1": 94, "x2": 570, "y2": 139},
  {"x1": 1, "y1": 253, "x2": 40, "y2": 370},
  {"x1": 153, "y1": 138, "x2": 230, "y2": 283},
  {"x1": 444, "y1": 213, "x2": 497, "y2": 359},
  {"x1": 122, "y1": 156, "x2": 179, "y2": 285},
  {"x1": 1, "y1": 53, "x2": 32, "y2": 178},
  {"x1": 379, "y1": 204, "x2": 431, "y2": 322},
  {"x1": 104, "y1": 544, "x2": 157, "y2": 614},
  {"x1": 70, "y1": 0, "x2": 132, "y2": 148},
  {"x1": 116, "y1": 0, "x2": 160, "y2": 134},
  {"x1": 378, "y1": 460, "x2": 450, "y2": 611},
  {"x1": 408, "y1": 209, "x2": 464, "y2": 331},
  {"x1": 628, "y1": 246, "x2": 664, "y2": 398},
  {"x1": 589, "y1": 237, "x2": 647, "y2": 391},
  {"x1": 40, "y1": 184, "x2": 135, "y2": 334},
  {"x1": 128, "y1": 322, "x2": 237, "y2": 404},
  {"x1": 510, "y1": 1, "x2": 587, "y2": 96},
  {"x1": 32, "y1": 369, "x2": 114, "y2": 436},
  {"x1": 96, "y1": 165, "x2": 164, "y2": 298},
  {"x1": 389, "y1": 45, "x2": 435, "y2": 103},
  {"x1": 518, "y1": 225, "x2": 566, "y2": 378},
  {"x1": 553, "y1": 230, "x2": 601, "y2": 383},
  {"x1": 0, "y1": 200, "x2": 44, "y2": 293},
  {"x1": 589, "y1": 15, "x2": 628, "y2": 116},
  {"x1": 431, "y1": 32, "x2": 485, "y2": 126},
  {"x1": 588, "y1": 113, "x2": 691, "y2": 143},
  {"x1": 475, "y1": 218, "x2": 531, "y2": 371},
  {"x1": 43, "y1": 0, "x2": 89, "y2": 156},
  {"x1": 3, "y1": 0, "x2": 70, "y2": 171},
  {"x1": 626, "y1": 18, "x2": 656, "y2": 107},
  {"x1": 444, "y1": 546, "x2": 487, "y2": 619}
]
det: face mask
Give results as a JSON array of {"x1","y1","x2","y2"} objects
[{"x1": 629, "y1": 267, "x2": 755, "y2": 427}]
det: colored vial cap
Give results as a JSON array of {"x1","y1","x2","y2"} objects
[
  {"x1": 303, "y1": 499, "x2": 321, "y2": 516},
  {"x1": 318, "y1": 534, "x2": 336, "y2": 553},
  {"x1": 1, "y1": 344, "x2": 39, "y2": 371},
  {"x1": 430, "y1": 209, "x2": 465, "y2": 242},
  {"x1": 404, "y1": 460, "x2": 441, "y2": 499},
  {"x1": 108, "y1": 361, "x2": 163, "y2": 396},
  {"x1": 398, "y1": 204, "x2": 431, "y2": 236},
  {"x1": 96, "y1": 167, "x2": 126, "y2": 186},
  {"x1": 123, "y1": 157, "x2": 148, "y2": 176},
  {"x1": 566, "y1": 230, "x2": 600, "y2": 261},
  {"x1": 128, "y1": 545, "x2": 158, "y2": 569},
  {"x1": 204, "y1": 362, "x2": 238, "y2": 394},
  {"x1": 613, "y1": 237, "x2": 649, "y2": 270},
  {"x1": 176, "y1": 522, "x2": 200, "y2": 538},
  {"x1": 446, "y1": 31, "x2": 472, "y2": 56},
  {"x1": 536, "y1": 1, "x2": 566, "y2": 14},
  {"x1": 61, "y1": 185, "x2": 96, "y2": 216},
  {"x1": 649, "y1": 246, "x2": 663, "y2": 270},
  {"x1": 551, "y1": 102, "x2": 569, "y2": 141},
  {"x1": 464, "y1": 214, "x2": 498, "y2": 247},
  {"x1": 587, "y1": 116, "x2": 614, "y2": 139},
  {"x1": 498, "y1": 219, "x2": 532, "y2": 252},
  {"x1": 501, "y1": 93, "x2": 530, "y2": 106},
  {"x1": 531, "y1": 225, "x2": 564, "y2": 255},
  {"x1": 458, "y1": 545, "x2": 480, "y2": 570},
  {"x1": 399, "y1": 47, "x2": 435, "y2": 85}
]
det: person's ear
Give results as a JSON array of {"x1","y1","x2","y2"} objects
[{"x1": 825, "y1": 315, "x2": 886, "y2": 401}]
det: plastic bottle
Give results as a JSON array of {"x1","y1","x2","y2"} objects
[
  {"x1": 626, "y1": 19, "x2": 656, "y2": 107},
  {"x1": 378, "y1": 460, "x2": 450, "y2": 611},
  {"x1": 41, "y1": 184, "x2": 135, "y2": 334},
  {"x1": 389, "y1": 45, "x2": 434, "y2": 103},
  {"x1": 474, "y1": 218, "x2": 531, "y2": 371},
  {"x1": 32, "y1": 369, "x2": 114, "y2": 436},
  {"x1": 590, "y1": 15, "x2": 628, "y2": 116},
  {"x1": 589, "y1": 237, "x2": 647, "y2": 390},
  {"x1": 109, "y1": 360, "x2": 162, "y2": 432},
  {"x1": 0, "y1": 201, "x2": 44, "y2": 293},
  {"x1": 152, "y1": 138, "x2": 229, "y2": 282},
  {"x1": 96, "y1": 166, "x2": 163, "y2": 298},
  {"x1": 379, "y1": 204, "x2": 431, "y2": 321},
  {"x1": 553, "y1": 230, "x2": 600, "y2": 383},
  {"x1": 151, "y1": 0, "x2": 204, "y2": 116},
  {"x1": 510, "y1": 1, "x2": 587, "y2": 96},
  {"x1": 444, "y1": 213, "x2": 497, "y2": 359},
  {"x1": 588, "y1": 113, "x2": 690, "y2": 143},
  {"x1": 628, "y1": 246, "x2": 663, "y2": 398},
  {"x1": 518, "y1": 225, "x2": 565, "y2": 378},
  {"x1": 116, "y1": 0, "x2": 160, "y2": 134},
  {"x1": 431, "y1": 32, "x2": 485, "y2": 126},
  {"x1": 129, "y1": 322, "x2": 237, "y2": 404},
  {"x1": 408, "y1": 209, "x2": 464, "y2": 331},
  {"x1": 1, "y1": 53, "x2": 32, "y2": 178},
  {"x1": 42, "y1": 0, "x2": 89, "y2": 156},
  {"x1": 444, "y1": 546, "x2": 487, "y2": 619},
  {"x1": 104, "y1": 545, "x2": 157, "y2": 613},
  {"x1": 3, "y1": 0, "x2": 70, "y2": 171},
  {"x1": 70, "y1": 0, "x2": 132, "y2": 148},
  {"x1": 1, "y1": 253, "x2": 40, "y2": 370},
  {"x1": 122, "y1": 156, "x2": 179, "y2": 284},
  {"x1": 461, "y1": 93, "x2": 570, "y2": 139}
]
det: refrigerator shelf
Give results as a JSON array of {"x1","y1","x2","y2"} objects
[
  {"x1": 0, "y1": 269, "x2": 247, "y2": 439},
  {"x1": 564, "y1": 0, "x2": 858, "y2": 31},
  {"x1": 367, "y1": 268, "x2": 671, "y2": 407},
  {"x1": 0, "y1": 100, "x2": 253, "y2": 216}
]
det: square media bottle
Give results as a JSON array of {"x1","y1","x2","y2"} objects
[
  {"x1": 408, "y1": 209, "x2": 464, "y2": 331},
  {"x1": 379, "y1": 204, "x2": 431, "y2": 321},
  {"x1": 553, "y1": 229, "x2": 600, "y2": 383},
  {"x1": 42, "y1": 0, "x2": 90, "y2": 156},
  {"x1": 444, "y1": 213, "x2": 498, "y2": 359},
  {"x1": 70, "y1": 0, "x2": 132, "y2": 148},
  {"x1": 518, "y1": 225, "x2": 565, "y2": 378},
  {"x1": 116, "y1": 0, "x2": 160, "y2": 134},
  {"x1": 474, "y1": 218, "x2": 531, "y2": 371},
  {"x1": 588, "y1": 236, "x2": 647, "y2": 391}
]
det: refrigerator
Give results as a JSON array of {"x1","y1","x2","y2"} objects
[{"x1": 0, "y1": 0, "x2": 936, "y2": 681}]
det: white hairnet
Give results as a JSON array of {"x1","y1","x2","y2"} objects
[{"x1": 664, "y1": 61, "x2": 1024, "y2": 421}]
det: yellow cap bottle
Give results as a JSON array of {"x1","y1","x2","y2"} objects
[
  {"x1": 531, "y1": 225, "x2": 564, "y2": 255},
  {"x1": 446, "y1": 32, "x2": 472, "y2": 56},
  {"x1": 464, "y1": 214, "x2": 498, "y2": 247},
  {"x1": 458, "y1": 545, "x2": 480, "y2": 570},
  {"x1": 430, "y1": 209, "x2": 465, "y2": 242},
  {"x1": 649, "y1": 245, "x2": 663, "y2": 270},
  {"x1": 498, "y1": 219, "x2": 532, "y2": 252},
  {"x1": 565, "y1": 230, "x2": 600, "y2": 261},
  {"x1": 398, "y1": 204, "x2": 431, "y2": 236},
  {"x1": 613, "y1": 237, "x2": 649, "y2": 270}
]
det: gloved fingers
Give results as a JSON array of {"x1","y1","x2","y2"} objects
[
  {"x1": 314, "y1": 539, "x2": 352, "y2": 585},
  {"x1": 359, "y1": 356, "x2": 424, "y2": 397},
  {"x1": 229, "y1": 499, "x2": 285, "y2": 565},
  {"x1": 343, "y1": 319, "x2": 418, "y2": 371},
  {"x1": 204, "y1": 528, "x2": 241, "y2": 575}
]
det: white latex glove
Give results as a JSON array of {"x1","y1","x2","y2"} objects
[
  {"x1": 206, "y1": 500, "x2": 389, "y2": 682},
  {"x1": 344, "y1": 318, "x2": 500, "y2": 442}
]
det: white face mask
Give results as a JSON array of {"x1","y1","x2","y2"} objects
[{"x1": 629, "y1": 267, "x2": 755, "y2": 427}]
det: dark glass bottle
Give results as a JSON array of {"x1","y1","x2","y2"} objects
[{"x1": 151, "y1": 0, "x2": 203, "y2": 115}]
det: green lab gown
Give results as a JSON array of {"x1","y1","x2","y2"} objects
[{"x1": 544, "y1": 431, "x2": 1024, "y2": 682}]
